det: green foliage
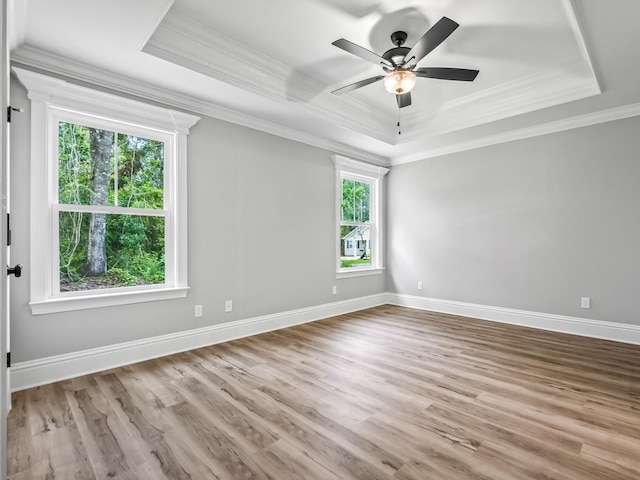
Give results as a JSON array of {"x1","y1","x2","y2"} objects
[
  {"x1": 340, "y1": 258, "x2": 371, "y2": 268},
  {"x1": 58, "y1": 122, "x2": 166, "y2": 291},
  {"x1": 104, "y1": 268, "x2": 138, "y2": 287},
  {"x1": 129, "y1": 252, "x2": 165, "y2": 284},
  {"x1": 104, "y1": 215, "x2": 165, "y2": 282},
  {"x1": 58, "y1": 122, "x2": 93, "y2": 205},
  {"x1": 341, "y1": 178, "x2": 370, "y2": 223}
]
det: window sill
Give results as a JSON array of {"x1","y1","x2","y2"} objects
[
  {"x1": 336, "y1": 267, "x2": 384, "y2": 279},
  {"x1": 29, "y1": 286, "x2": 190, "y2": 315}
]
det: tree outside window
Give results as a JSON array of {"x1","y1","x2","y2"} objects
[
  {"x1": 15, "y1": 66, "x2": 200, "y2": 314},
  {"x1": 58, "y1": 122, "x2": 166, "y2": 291}
]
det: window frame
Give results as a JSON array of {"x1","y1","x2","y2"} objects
[
  {"x1": 14, "y1": 68, "x2": 200, "y2": 314},
  {"x1": 333, "y1": 155, "x2": 389, "y2": 278},
  {"x1": 52, "y1": 110, "x2": 173, "y2": 296}
]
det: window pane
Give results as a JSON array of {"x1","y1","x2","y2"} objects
[
  {"x1": 340, "y1": 225, "x2": 372, "y2": 268},
  {"x1": 59, "y1": 122, "x2": 115, "y2": 206},
  {"x1": 59, "y1": 211, "x2": 165, "y2": 291},
  {"x1": 58, "y1": 122, "x2": 164, "y2": 209},
  {"x1": 341, "y1": 179, "x2": 370, "y2": 223},
  {"x1": 116, "y1": 134, "x2": 164, "y2": 209}
]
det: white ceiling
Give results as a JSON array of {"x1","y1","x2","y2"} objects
[{"x1": 9, "y1": 0, "x2": 640, "y2": 166}]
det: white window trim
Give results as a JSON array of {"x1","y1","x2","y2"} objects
[
  {"x1": 13, "y1": 68, "x2": 200, "y2": 315},
  {"x1": 333, "y1": 155, "x2": 389, "y2": 279}
]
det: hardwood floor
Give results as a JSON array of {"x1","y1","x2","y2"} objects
[{"x1": 7, "y1": 305, "x2": 640, "y2": 479}]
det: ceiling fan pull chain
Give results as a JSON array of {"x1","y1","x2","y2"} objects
[{"x1": 397, "y1": 109, "x2": 402, "y2": 135}]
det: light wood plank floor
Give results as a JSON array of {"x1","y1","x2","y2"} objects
[{"x1": 7, "y1": 305, "x2": 640, "y2": 479}]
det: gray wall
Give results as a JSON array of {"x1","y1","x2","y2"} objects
[
  {"x1": 9, "y1": 79, "x2": 385, "y2": 363},
  {"x1": 387, "y1": 115, "x2": 640, "y2": 326}
]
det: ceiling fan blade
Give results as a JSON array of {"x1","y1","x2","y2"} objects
[
  {"x1": 332, "y1": 38, "x2": 393, "y2": 68},
  {"x1": 396, "y1": 92, "x2": 411, "y2": 108},
  {"x1": 331, "y1": 75, "x2": 385, "y2": 95},
  {"x1": 415, "y1": 67, "x2": 479, "y2": 81},
  {"x1": 403, "y1": 16, "x2": 459, "y2": 66}
]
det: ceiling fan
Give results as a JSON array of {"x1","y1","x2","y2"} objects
[{"x1": 331, "y1": 16, "x2": 479, "y2": 109}]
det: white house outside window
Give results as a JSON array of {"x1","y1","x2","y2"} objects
[
  {"x1": 14, "y1": 68, "x2": 200, "y2": 314},
  {"x1": 333, "y1": 155, "x2": 389, "y2": 278}
]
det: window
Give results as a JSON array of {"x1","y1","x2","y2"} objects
[
  {"x1": 57, "y1": 119, "x2": 169, "y2": 293},
  {"x1": 333, "y1": 155, "x2": 389, "y2": 277},
  {"x1": 15, "y1": 68, "x2": 200, "y2": 314}
]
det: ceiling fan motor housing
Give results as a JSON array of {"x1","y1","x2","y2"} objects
[
  {"x1": 383, "y1": 31, "x2": 411, "y2": 71},
  {"x1": 382, "y1": 47, "x2": 411, "y2": 71}
]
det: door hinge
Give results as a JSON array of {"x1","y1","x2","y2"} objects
[
  {"x1": 7, "y1": 106, "x2": 23, "y2": 123},
  {"x1": 6, "y1": 352, "x2": 10, "y2": 368}
]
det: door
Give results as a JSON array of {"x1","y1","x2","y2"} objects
[{"x1": 1, "y1": 0, "x2": 10, "y2": 477}]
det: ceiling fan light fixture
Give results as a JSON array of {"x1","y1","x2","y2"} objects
[{"x1": 383, "y1": 69, "x2": 416, "y2": 95}]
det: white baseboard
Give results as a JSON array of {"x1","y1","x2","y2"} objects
[
  {"x1": 12, "y1": 292, "x2": 640, "y2": 391},
  {"x1": 11, "y1": 293, "x2": 387, "y2": 392},
  {"x1": 387, "y1": 293, "x2": 640, "y2": 346}
]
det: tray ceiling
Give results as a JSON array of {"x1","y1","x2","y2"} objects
[{"x1": 9, "y1": 0, "x2": 629, "y2": 166}]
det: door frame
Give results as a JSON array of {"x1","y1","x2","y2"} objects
[{"x1": 1, "y1": 0, "x2": 10, "y2": 476}]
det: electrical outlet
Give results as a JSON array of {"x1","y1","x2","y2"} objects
[
  {"x1": 417, "y1": 281, "x2": 423, "y2": 290},
  {"x1": 194, "y1": 304, "x2": 203, "y2": 317},
  {"x1": 332, "y1": 285, "x2": 337, "y2": 295},
  {"x1": 225, "y1": 300, "x2": 233, "y2": 312},
  {"x1": 581, "y1": 297, "x2": 590, "y2": 309}
]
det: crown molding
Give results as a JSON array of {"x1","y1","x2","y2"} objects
[
  {"x1": 562, "y1": 0, "x2": 599, "y2": 85},
  {"x1": 10, "y1": 46, "x2": 390, "y2": 166},
  {"x1": 13, "y1": 67, "x2": 200, "y2": 132},
  {"x1": 145, "y1": 5, "x2": 600, "y2": 149},
  {"x1": 332, "y1": 155, "x2": 390, "y2": 177},
  {"x1": 143, "y1": 12, "x2": 396, "y2": 144},
  {"x1": 397, "y1": 67, "x2": 600, "y2": 144},
  {"x1": 131, "y1": 0, "x2": 175, "y2": 51},
  {"x1": 391, "y1": 101, "x2": 640, "y2": 165}
]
